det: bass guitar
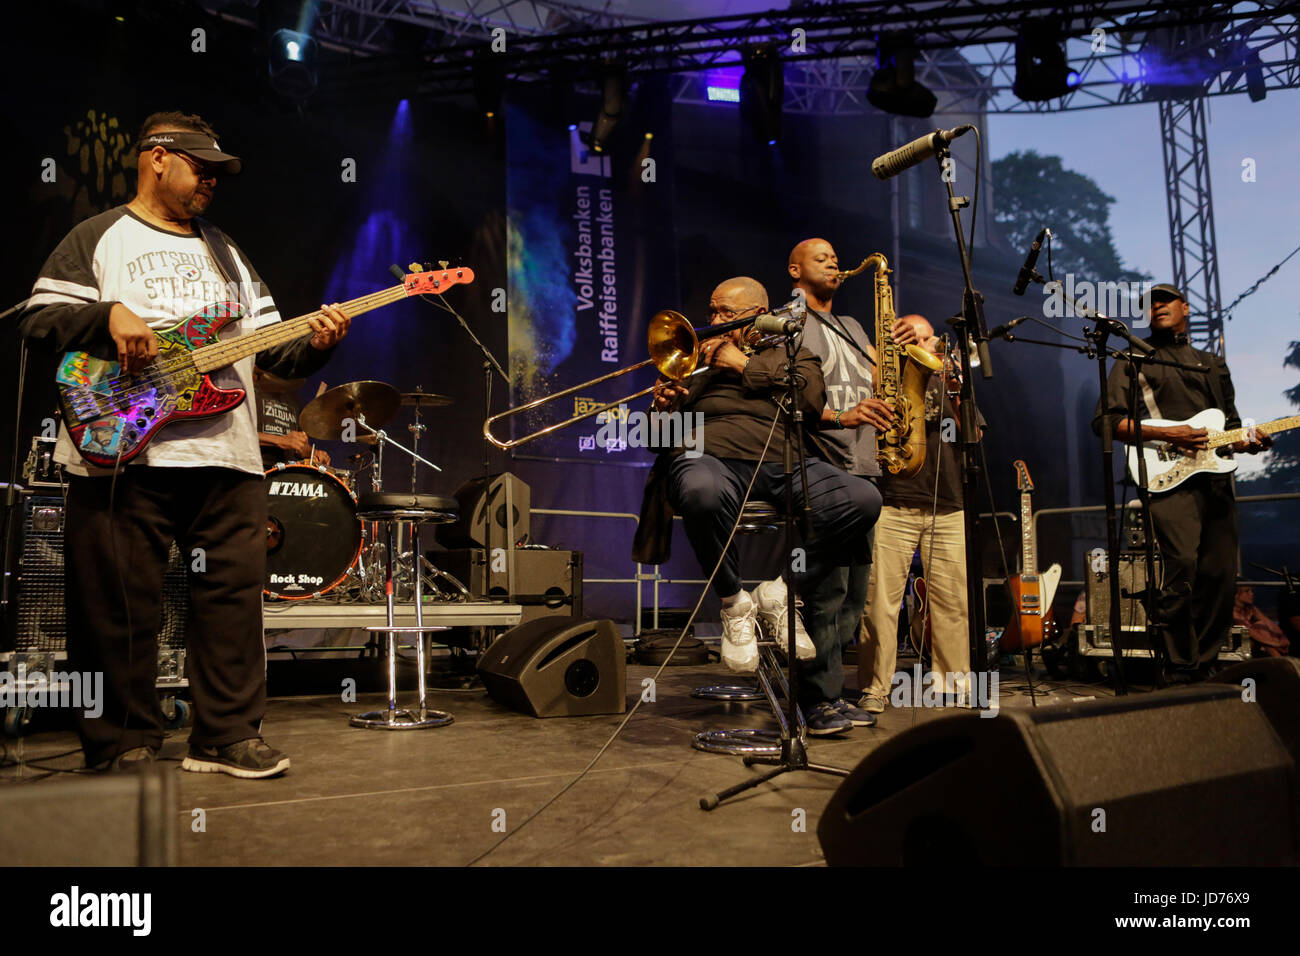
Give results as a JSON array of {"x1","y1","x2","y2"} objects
[
  {"x1": 55, "y1": 264, "x2": 473, "y2": 467},
  {"x1": 1003, "y1": 459, "x2": 1061, "y2": 652},
  {"x1": 1125, "y1": 408, "x2": 1298, "y2": 493}
]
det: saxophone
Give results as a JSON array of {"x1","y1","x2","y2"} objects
[{"x1": 838, "y1": 253, "x2": 943, "y2": 479}]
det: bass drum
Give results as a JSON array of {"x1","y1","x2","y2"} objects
[{"x1": 265, "y1": 463, "x2": 362, "y2": 600}]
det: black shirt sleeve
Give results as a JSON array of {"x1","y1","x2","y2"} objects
[{"x1": 19, "y1": 214, "x2": 120, "y2": 355}]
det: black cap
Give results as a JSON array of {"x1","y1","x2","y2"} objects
[
  {"x1": 1144, "y1": 283, "x2": 1185, "y2": 310},
  {"x1": 136, "y1": 130, "x2": 242, "y2": 174}
]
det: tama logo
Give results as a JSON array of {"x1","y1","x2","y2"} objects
[{"x1": 269, "y1": 480, "x2": 327, "y2": 498}]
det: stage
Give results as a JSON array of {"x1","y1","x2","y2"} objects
[{"x1": 0, "y1": 655, "x2": 1111, "y2": 867}]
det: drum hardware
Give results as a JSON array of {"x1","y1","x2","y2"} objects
[
  {"x1": 23, "y1": 436, "x2": 64, "y2": 490},
  {"x1": 399, "y1": 391, "x2": 454, "y2": 408}
]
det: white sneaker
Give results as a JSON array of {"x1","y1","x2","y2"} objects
[
  {"x1": 753, "y1": 578, "x2": 816, "y2": 660},
  {"x1": 719, "y1": 591, "x2": 759, "y2": 673}
]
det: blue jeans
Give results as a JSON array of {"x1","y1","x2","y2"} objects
[{"x1": 667, "y1": 455, "x2": 881, "y2": 703}]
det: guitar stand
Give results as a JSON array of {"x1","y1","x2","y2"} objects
[{"x1": 700, "y1": 332, "x2": 849, "y2": 812}]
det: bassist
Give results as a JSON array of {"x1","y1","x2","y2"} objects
[
  {"x1": 19, "y1": 112, "x2": 351, "y2": 776},
  {"x1": 1093, "y1": 283, "x2": 1269, "y2": 682}
]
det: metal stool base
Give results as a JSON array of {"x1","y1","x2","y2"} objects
[
  {"x1": 350, "y1": 708, "x2": 454, "y2": 730},
  {"x1": 692, "y1": 728, "x2": 782, "y2": 756},
  {"x1": 691, "y1": 684, "x2": 764, "y2": 702}
]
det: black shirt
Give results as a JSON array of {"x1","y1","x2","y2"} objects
[
  {"x1": 678, "y1": 344, "x2": 827, "y2": 463},
  {"x1": 1092, "y1": 329, "x2": 1240, "y2": 438},
  {"x1": 879, "y1": 373, "x2": 976, "y2": 512}
]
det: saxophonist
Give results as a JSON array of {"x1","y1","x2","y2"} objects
[
  {"x1": 787, "y1": 238, "x2": 918, "y2": 725},
  {"x1": 632, "y1": 276, "x2": 881, "y2": 736},
  {"x1": 856, "y1": 315, "x2": 981, "y2": 713}
]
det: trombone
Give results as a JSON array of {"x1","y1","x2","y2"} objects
[{"x1": 483, "y1": 309, "x2": 775, "y2": 450}]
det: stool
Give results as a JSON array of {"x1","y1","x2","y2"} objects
[
  {"x1": 692, "y1": 500, "x2": 805, "y2": 755},
  {"x1": 349, "y1": 492, "x2": 458, "y2": 730}
]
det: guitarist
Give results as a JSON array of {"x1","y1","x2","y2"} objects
[
  {"x1": 19, "y1": 111, "x2": 351, "y2": 776},
  {"x1": 1093, "y1": 283, "x2": 1270, "y2": 682}
]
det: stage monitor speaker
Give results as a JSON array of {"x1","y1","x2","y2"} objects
[
  {"x1": 0, "y1": 765, "x2": 177, "y2": 865},
  {"x1": 432, "y1": 548, "x2": 581, "y2": 625},
  {"x1": 1212, "y1": 656, "x2": 1300, "y2": 768},
  {"x1": 436, "y1": 473, "x2": 530, "y2": 549},
  {"x1": 477, "y1": 617, "x2": 626, "y2": 718},
  {"x1": 818, "y1": 685, "x2": 1299, "y2": 866}
]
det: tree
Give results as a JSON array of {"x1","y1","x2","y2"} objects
[{"x1": 992, "y1": 150, "x2": 1150, "y2": 285}]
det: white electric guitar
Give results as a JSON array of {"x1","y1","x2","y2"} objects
[{"x1": 1125, "y1": 408, "x2": 1300, "y2": 493}]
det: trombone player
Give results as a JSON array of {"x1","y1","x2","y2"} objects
[{"x1": 632, "y1": 276, "x2": 882, "y2": 736}]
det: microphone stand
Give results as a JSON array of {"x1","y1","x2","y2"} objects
[
  {"x1": 398, "y1": 265, "x2": 511, "y2": 604},
  {"x1": 703, "y1": 326, "x2": 849, "y2": 810},
  {"x1": 933, "y1": 143, "x2": 993, "y2": 684}
]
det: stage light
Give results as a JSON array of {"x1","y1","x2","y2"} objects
[
  {"x1": 740, "y1": 43, "x2": 784, "y2": 145},
  {"x1": 1013, "y1": 22, "x2": 1074, "y2": 102},
  {"x1": 268, "y1": 28, "x2": 317, "y2": 99},
  {"x1": 644, "y1": 132, "x2": 653, "y2": 140},
  {"x1": 580, "y1": 65, "x2": 627, "y2": 154},
  {"x1": 867, "y1": 33, "x2": 937, "y2": 118},
  {"x1": 707, "y1": 86, "x2": 741, "y2": 103},
  {"x1": 568, "y1": 123, "x2": 578, "y2": 131}
]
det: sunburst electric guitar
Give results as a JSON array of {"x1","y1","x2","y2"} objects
[
  {"x1": 1125, "y1": 408, "x2": 1300, "y2": 493},
  {"x1": 1002, "y1": 459, "x2": 1061, "y2": 652},
  {"x1": 55, "y1": 265, "x2": 474, "y2": 467}
]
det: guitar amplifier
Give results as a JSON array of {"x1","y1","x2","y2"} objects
[
  {"x1": 1078, "y1": 624, "x2": 1252, "y2": 661},
  {"x1": 1085, "y1": 550, "x2": 1162, "y2": 629},
  {"x1": 6, "y1": 495, "x2": 189, "y2": 654},
  {"x1": 431, "y1": 547, "x2": 582, "y2": 626}
]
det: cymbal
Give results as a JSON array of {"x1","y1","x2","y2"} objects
[
  {"x1": 299, "y1": 381, "x2": 401, "y2": 440},
  {"x1": 400, "y1": 391, "x2": 454, "y2": 408}
]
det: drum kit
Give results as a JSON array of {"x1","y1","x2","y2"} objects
[{"x1": 263, "y1": 380, "x2": 469, "y2": 604}]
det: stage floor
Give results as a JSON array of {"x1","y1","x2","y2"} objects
[{"x1": 1, "y1": 654, "x2": 1118, "y2": 866}]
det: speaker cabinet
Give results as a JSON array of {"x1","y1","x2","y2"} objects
[
  {"x1": 817, "y1": 685, "x2": 1299, "y2": 866},
  {"x1": 1213, "y1": 657, "x2": 1300, "y2": 769},
  {"x1": 432, "y1": 548, "x2": 582, "y2": 625},
  {"x1": 477, "y1": 617, "x2": 626, "y2": 717},
  {"x1": 0, "y1": 765, "x2": 177, "y2": 865},
  {"x1": 7, "y1": 495, "x2": 189, "y2": 653},
  {"x1": 436, "y1": 473, "x2": 530, "y2": 549}
]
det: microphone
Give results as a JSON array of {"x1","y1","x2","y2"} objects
[
  {"x1": 871, "y1": 125, "x2": 975, "y2": 181},
  {"x1": 1098, "y1": 318, "x2": 1154, "y2": 355},
  {"x1": 750, "y1": 294, "x2": 807, "y2": 337},
  {"x1": 752, "y1": 312, "x2": 802, "y2": 336},
  {"x1": 1012, "y1": 228, "x2": 1049, "y2": 296},
  {"x1": 987, "y1": 316, "x2": 1032, "y2": 340}
]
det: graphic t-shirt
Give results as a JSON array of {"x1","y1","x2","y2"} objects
[
  {"x1": 257, "y1": 391, "x2": 302, "y2": 470},
  {"x1": 26, "y1": 207, "x2": 282, "y2": 476},
  {"x1": 801, "y1": 309, "x2": 879, "y2": 477}
]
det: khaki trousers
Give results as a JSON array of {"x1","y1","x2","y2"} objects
[{"x1": 858, "y1": 505, "x2": 971, "y2": 698}]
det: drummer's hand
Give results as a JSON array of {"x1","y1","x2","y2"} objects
[
  {"x1": 312, "y1": 448, "x2": 332, "y2": 466},
  {"x1": 286, "y1": 430, "x2": 312, "y2": 459},
  {"x1": 308, "y1": 304, "x2": 351, "y2": 350}
]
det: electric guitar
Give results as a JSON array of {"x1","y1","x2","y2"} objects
[
  {"x1": 55, "y1": 264, "x2": 474, "y2": 467},
  {"x1": 1125, "y1": 408, "x2": 1299, "y2": 493},
  {"x1": 1002, "y1": 459, "x2": 1061, "y2": 652}
]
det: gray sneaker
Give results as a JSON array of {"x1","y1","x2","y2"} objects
[
  {"x1": 831, "y1": 698, "x2": 877, "y2": 727},
  {"x1": 805, "y1": 701, "x2": 853, "y2": 736},
  {"x1": 182, "y1": 737, "x2": 290, "y2": 779},
  {"x1": 857, "y1": 694, "x2": 887, "y2": 714}
]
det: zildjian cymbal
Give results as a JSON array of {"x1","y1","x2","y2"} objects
[{"x1": 299, "y1": 381, "x2": 401, "y2": 440}]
